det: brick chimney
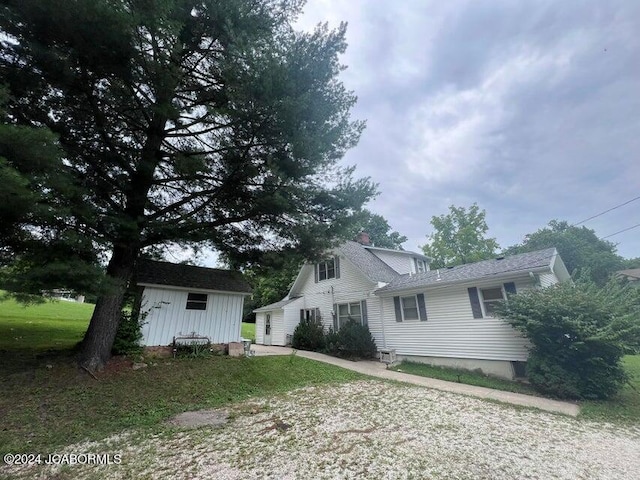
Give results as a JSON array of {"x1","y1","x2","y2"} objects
[{"x1": 355, "y1": 231, "x2": 371, "y2": 246}]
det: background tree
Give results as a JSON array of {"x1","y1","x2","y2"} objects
[
  {"x1": 243, "y1": 210, "x2": 407, "y2": 319},
  {"x1": 503, "y1": 220, "x2": 623, "y2": 285},
  {"x1": 0, "y1": 0, "x2": 375, "y2": 370},
  {"x1": 421, "y1": 203, "x2": 499, "y2": 268},
  {"x1": 354, "y1": 210, "x2": 407, "y2": 249}
]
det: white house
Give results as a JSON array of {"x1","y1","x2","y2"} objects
[
  {"x1": 254, "y1": 236, "x2": 570, "y2": 379},
  {"x1": 136, "y1": 260, "x2": 252, "y2": 347}
]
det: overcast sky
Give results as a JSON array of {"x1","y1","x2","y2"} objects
[{"x1": 292, "y1": 0, "x2": 640, "y2": 259}]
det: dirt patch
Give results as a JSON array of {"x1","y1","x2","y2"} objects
[{"x1": 167, "y1": 409, "x2": 229, "y2": 429}]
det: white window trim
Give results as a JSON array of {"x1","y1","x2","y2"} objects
[
  {"x1": 479, "y1": 286, "x2": 506, "y2": 318},
  {"x1": 400, "y1": 294, "x2": 420, "y2": 321},
  {"x1": 337, "y1": 301, "x2": 362, "y2": 327},
  {"x1": 318, "y1": 258, "x2": 336, "y2": 281}
]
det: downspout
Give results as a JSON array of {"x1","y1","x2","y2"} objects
[{"x1": 379, "y1": 295, "x2": 387, "y2": 348}]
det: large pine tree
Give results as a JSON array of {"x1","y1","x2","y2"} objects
[{"x1": 0, "y1": 0, "x2": 375, "y2": 370}]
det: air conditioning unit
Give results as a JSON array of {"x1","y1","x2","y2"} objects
[{"x1": 379, "y1": 348, "x2": 396, "y2": 364}]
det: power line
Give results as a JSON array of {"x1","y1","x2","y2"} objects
[
  {"x1": 602, "y1": 222, "x2": 640, "y2": 239},
  {"x1": 573, "y1": 195, "x2": 640, "y2": 226}
]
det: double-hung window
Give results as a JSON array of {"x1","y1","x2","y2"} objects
[
  {"x1": 318, "y1": 258, "x2": 336, "y2": 281},
  {"x1": 479, "y1": 287, "x2": 505, "y2": 317},
  {"x1": 400, "y1": 295, "x2": 419, "y2": 320},
  {"x1": 337, "y1": 302, "x2": 362, "y2": 328}
]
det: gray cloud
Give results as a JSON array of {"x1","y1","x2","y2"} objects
[{"x1": 297, "y1": 0, "x2": 640, "y2": 258}]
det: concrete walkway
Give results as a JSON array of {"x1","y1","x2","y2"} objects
[{"x1": 251, "y1": 345, "x2": 580, "y2": 417}]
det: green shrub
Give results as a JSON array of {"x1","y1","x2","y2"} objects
[
  {"x1": 111, "y1": 310, "x2": 145, "y2": 355},
  {"x1": 496, "y1": 276, "x2": 640, "y2": 400},
  {"x1": 292, "y1": 318, "x2": 326, "y2": 351},
  {"x1": 326, "y1": 320, "x2": 377, "y2": 359}
]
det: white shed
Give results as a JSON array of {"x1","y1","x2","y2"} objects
[{"x1": 136, "y1": 260, "x2": 252, "y2": 346}]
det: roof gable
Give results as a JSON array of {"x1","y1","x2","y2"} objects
[
  {"x1": 338, "y1": 241, "x2": 400, "y2": 283},
  {"x1": 137, "y1": 260, "x2": 251, "y2": 294},
  {"x1": 376, "y1": 248, "x2": 559, "y2": 294}
]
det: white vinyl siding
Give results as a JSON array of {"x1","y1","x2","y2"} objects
[
  {"x1": 377, "y1": 276, "x2": 536, "y2": 362},
  {"x1": 538, "y1": 273, "x2": 558, "y2": 288},
  {"x1": 255, "y1": 298, "x2": 302, "y2": 346},
  {"x1": 295, "y1": 252, "x2": 378, "y2": 334},
  {"x1": 367, "y1": 250, "x2": 415, "y2": 274},
  {"x1": 140, "y1": 286, "x2": 245, "y2": 346}
]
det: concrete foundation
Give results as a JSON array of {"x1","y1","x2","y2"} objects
[{"x1": 397, "y1": 355, "x2": 517, "y2": 380}]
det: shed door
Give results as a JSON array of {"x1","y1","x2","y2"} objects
[{"x1": 264, "y1": 313, "x2": 272, "y2": 346}]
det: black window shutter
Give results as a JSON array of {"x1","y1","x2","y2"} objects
[
  {"x1": 300, "y1": 309, "x2": 305, "y2": 322},
  {"x1": 314, "y1": 263, "x2": 319, "y2": 283},
  {"x1": 393, "y1": 296, "x2": 402, "y2": 322},
  {"x1": 417, "y1": 293, "x2": 427, "y2": 321},
  {"x1": 333, "y1": 303, "x2": 338, "y2": 330},
  {"x1": 503, "y1": 282, "x2": 517, "y2": 295},
  {"x1": 413, "y1": 258, "x2": 418, "y2": 272},
  {"x1": 361, "y1": 300, "x2": 368, "y2": 326},
  {"x1": 335, "y1": 256, "x2": 340, "y2": 279},
  {"x1": 468, "y1": 287, "x2": 483, "y2": 318}
]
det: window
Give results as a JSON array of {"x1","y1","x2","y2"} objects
[
  {"x1": 186, "y1": 292, "x2": 207, "y2": 310},
  {"x1": 265, "y1": 314, "x2": 271, "y2": 336},
  {"x1": 400, "y1": 295, "x2": 419, "y2": 320},
  {"x1": 337, "y1": 302, "x2": 362, "y2": 328},
  {"x1": 301, "y1": 308, "x2": 321, "y2": 323},
  {"x1": 318, "y1": 258, "x2": 336, "y2": 281},
  {"x1": 479, "y1": 287, "x2": 505, "y2": 316},
  {"x1": 414, "y1": 258, "x2": 428, "y2": 273}
]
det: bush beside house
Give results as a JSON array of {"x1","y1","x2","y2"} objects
[
  {"x1": 496, "y1": 276, "x2": 640, "y2": 400},
  {"x1": 292, "y1": 319, "x2": 377, "y2": 360}
]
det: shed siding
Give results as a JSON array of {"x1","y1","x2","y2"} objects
[
  {"x1": 377, "y1": 277, "x2": 535, "y2": 361},
  {"x1": 140, "y1": 286, "x2": 244, "y2": 346}
]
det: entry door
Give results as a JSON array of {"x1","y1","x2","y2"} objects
[{"x1": 264, "y1": 313, "x2": 272, "y2": 345}]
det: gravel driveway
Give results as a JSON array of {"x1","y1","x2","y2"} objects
[{"x1": 6, "y1": 380, "x2": 640, "y2": 479}]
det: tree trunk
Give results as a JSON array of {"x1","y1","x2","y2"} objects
[{"x1": 78, "y1": 245, "x2": 137, "y2": 371}]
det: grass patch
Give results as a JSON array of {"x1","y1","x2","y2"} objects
[
  {"x1": 0, "y1": 297, "x2": 363, "y2": 455},
  {"x1": 0, "y1": 354, "x2": 363, "y2": 456},
  {"x1": 390, "y1": 361, "x2": 538, "y2": 396},
  {"x1": 241, "y1": 322, "x2": 256, "y2": 342},
  {"x1": 391, "y1": 357, "x2": 640, "y2": 424},
  {"x1": 0, "y1": 294, "x2": 93, "y2": 351},
  {"x1": 580, "y1": 355, "x2": 640, "y2": 424}
]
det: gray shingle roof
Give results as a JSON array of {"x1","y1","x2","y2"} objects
[
  {"x1": 338, "y1": 241, "x2": 399, "y2": 283},
  {"x1": 137, "y1": 260, "x2": 252, "y2": 294},
  {"x1": 253, "y1": 296, "x2": 301, "y2": 312},
  {"x1": 376, "y1": 248, "x2": 558, "y2": 294}
]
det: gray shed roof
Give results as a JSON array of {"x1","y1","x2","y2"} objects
[
  {"x1": 338, "y1": 241, "x2": 399, "y2": 283},
  {"x1": 376, "y1": 248, "x2": 558, "y2": 294},
  {"x1": 253, "y1": 297, "x2": 301, "y2": 313},
  {"x1": 137, "y1": 260, "x2": 252, "y2": 294}
]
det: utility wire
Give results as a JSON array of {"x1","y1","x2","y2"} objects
[
  {"x1": 573, "y1": 195, "x2": 640, "y2": 226},
  {"x1": 602, "y1": 222, "x2": 640, "y2": 239}
]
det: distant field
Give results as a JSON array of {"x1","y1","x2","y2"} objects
[
  {"x1": 241, "y1": 322, "x2": 256, "y2": 342},
  {"x1": 0, "y1": 293, "x2": 94, "y2": 351}
]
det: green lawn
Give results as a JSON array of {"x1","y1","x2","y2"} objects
[
  {"x1": 0, "y1": 296, "x2": 363, "y2": 455},
  {"x1": 391, "y1": 357, "x2": 640, "y2": 424},
  {"x1": 390, "y1": 361, "x2": 538, "y2": 396},
  {"x1": 241, "y1": 321, "x2": 256, "y2": 342},
  {"x1": 581, "y1": 355, "x2": 640, "y2": 424},
  {"x1": 0, "y1": 294, "x2": 94, "y2": 351}
]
